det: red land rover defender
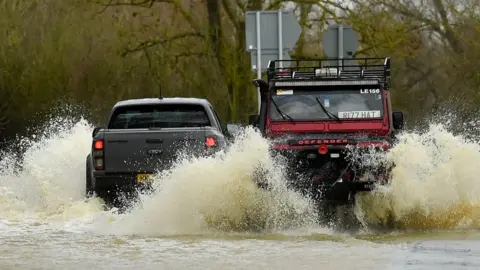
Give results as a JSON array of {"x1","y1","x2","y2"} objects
[{"x1": 248, "y1": 57, "x2": 404, "y2": 205}]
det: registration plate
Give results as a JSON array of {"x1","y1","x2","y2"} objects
[{"x1": 136, "y1": 174, "x2": 153, "y2": 183}]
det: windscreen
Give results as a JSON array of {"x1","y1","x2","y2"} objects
[
  {"x1": 108, "y1": 104, "x2": 211, "y2": 129},
  {"x1": 269, "y1": 88, "x2": 384, "y2": 121}
]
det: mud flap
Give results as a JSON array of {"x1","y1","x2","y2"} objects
[{"x1": 85, "y1": 155, "x2": 94, "y2": 198}]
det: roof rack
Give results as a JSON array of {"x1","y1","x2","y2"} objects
[{"x1": 267, "y1": 57, "x2": 391, "y2": 88}]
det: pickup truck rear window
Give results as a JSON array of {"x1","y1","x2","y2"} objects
[{"x1": 108, "y1": 104, "x2": 211, "y2": 129}]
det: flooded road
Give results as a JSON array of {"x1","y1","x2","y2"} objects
[
  {"x1": 3, "y1": 228, "x2": 480, "y2": 269},
  {"x1": 2, "y1": 117, "x2": 480, "y2": 269}
]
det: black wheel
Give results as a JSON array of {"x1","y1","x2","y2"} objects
[
  {"x1": 317, "y1": 200, "x2": 362, "y2": 232},
  {"x1": 332, "y1": 203, "x2": 362, "y2": 233},
  {"x1": 85, "y1": 155, "x2": 94, "y2": 198},
  {"x1": 317, "y1": 201, "x2": 337, "y2": 226}
]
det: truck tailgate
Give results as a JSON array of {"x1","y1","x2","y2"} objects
[{"x1": 102, "y1": 127, "x2": 209, "y2": 173}]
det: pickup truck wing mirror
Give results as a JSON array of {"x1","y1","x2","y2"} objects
[
  {"x1": 92, "y1": 126, "x2": 103, "y2": 138},
  {"x1": 248, "y1": 115, "x2": 259, "y2": 127},
  {"x1": 392, "y1": 111, "x2": 404, "y2": 130},
  {"x1": 226, "y1": 123, "x2": 242, "y2": 137}
]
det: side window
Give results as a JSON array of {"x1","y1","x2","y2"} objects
[{"x1": 210, "y1": 106, "x2": 223, "y2": 130}]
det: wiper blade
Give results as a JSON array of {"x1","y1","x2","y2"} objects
[
  {"x1": 315, "y1": 97, "x2": 341, "y2": 121},
  {"x1": 270, "y1": 98, "x2": 295, "y2": 123}
]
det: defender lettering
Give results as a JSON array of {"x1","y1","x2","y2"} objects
[{"x1": 297, "y1": 139, "x2": 348, "y2": 145}]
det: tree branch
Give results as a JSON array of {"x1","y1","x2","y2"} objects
[
  {"x1": 92, "y1": 0, "x2": 199, "y2": 31},
  {"x1": 235, "y1": 0, "x2": 246, "y2": 12},
  {"x1": 380, "y1": 2, "x2": 443, "y2": 35},
  {"x1": 431, "y1": 0, "x2": 463, "y2": 53},
  {"x1": 121, "y1": 32, "x2": 204, "y2": 56},
  {"x1": 92, "y1": 0, "x2": 162, "y2": 15},
  {"x1": 172, "y1": 52, "x2": 206, "y2": 65},
  {"x1": 221, "y1": 0, "x2": 240, "y2": 29}
]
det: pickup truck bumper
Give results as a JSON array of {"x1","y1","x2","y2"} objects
[{"x1": 93, "y1": 171, "x2": 153, "y2": 190}]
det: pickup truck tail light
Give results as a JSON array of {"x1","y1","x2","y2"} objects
[
  {"x1": 205, "y1": 137, "x2": 216, "y2": 147},
  {"x1": 94, "y1": 140, "x2": 104, "y2": 150},
  {"x1": 92, "y1": 139, "x2": 104, "y2": 170}
]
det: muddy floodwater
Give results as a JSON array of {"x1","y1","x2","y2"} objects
[
  {"x1": 2, "y1": 118, "x2": 480, "y2": 269},
  {"x1": 2, "y1": 228, "x2": 480, "y2": 269}
]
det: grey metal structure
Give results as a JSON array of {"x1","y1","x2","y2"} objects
[
  {"x1": 321, "y1": 24, "x2": 360, "y2": 69},
  {"x1": 245, "y1": 10, "x2": 302, "y2": 112}
]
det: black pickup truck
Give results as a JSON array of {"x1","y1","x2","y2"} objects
[{"x1": 85, "y1": 97, "x2": 240, "y2": 202}]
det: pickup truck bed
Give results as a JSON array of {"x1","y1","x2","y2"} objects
[{"x1": 86, "y1": 97, "x2": 228, "y2": 201}]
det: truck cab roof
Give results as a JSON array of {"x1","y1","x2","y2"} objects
[{"x1": 113, "y1": 97, "x2": 213, "y2": 108}]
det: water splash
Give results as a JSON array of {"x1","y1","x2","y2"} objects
[
  {"x1": 3, "y1": 114, "x2": 480, "y2": 234},
  {"x1": 0, "y1": 117, "x2": 319, "y2": 235},
  {"x1": 355, "y1": 124, "x2": 480, "y2": 230},
  {"x1": 92, "y1": 127, "x2": 319, "y2": 236},
  {"x1": 0, "y1": 117, "x2": 105, "y2": 225}
]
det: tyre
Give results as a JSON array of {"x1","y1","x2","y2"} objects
[
  {"x1": 333, "y1": 204, "x2": 362, "y2": 233},
  {"x1": 317, "y1": 201, "x2": 362, "y2": 232}
]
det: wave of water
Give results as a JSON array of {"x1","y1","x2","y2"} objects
[
  {"x1": 91, "y1": 126, "x2": 320, "y2": 236},
  {"x1": 1, "y1": 116, "x2": 480, "y2": 235},
  {"x1": 0, "y1": 117, "x2": 319, "y2": 236},
  {"x1": 355, "y1": 124, "x2": 480, "y2": 230},
  {"x1": 0, "y1": 117, "x2": 105, "y2": 227}
]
